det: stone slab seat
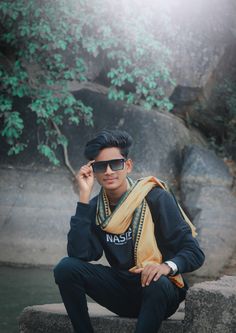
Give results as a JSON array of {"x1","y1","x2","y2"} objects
[{"x1": 18, "y1": 302, "x2": 185, "y2": 333}]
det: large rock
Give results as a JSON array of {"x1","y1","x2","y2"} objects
[
  {"x1": 170, "y1": 45, "x2": 236, "y2": 145},
  {"x1": 72, "y1": 88, "x2": 205, "y2": 182},
  {"x1": 0, "y1": 88, "x2": 204, "y2": 183},
  {"x1": 184, "y1": 276, "x2": 236, "y2": 333},
  {"x1": 180, "y1": 145, "x2": 232, "y2": 188},
  {"x1": 0, "y1": 166, "x2": 105, "y2": 266},
  {"x1": 18, "y1": 302, "x2": 184, "y2": 333},
  {"x1": 180, "y1": 145, "x2": 236, "y2": 277},
  {"x1": 0, "y1": 167, "x2": 74, "y2": 266}
]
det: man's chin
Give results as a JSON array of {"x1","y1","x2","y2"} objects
[
  {"x1": 103, "y1": 183, "x2": 119, "y2": 190},
  {"x1": 102, "y1": 180, "x2": 120, "y2": 190}
]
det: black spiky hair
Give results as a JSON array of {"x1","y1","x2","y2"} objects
[{"x1": 84, "y1": 129, "x2": 133, "y2": 160}]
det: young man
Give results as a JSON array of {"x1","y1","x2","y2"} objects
[{"x1": 54, "y1": 129, "x2": 205, "y2": 333}]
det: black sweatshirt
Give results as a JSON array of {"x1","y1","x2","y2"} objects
[{"x1": 67, "y1": 187, "x2": 205, "y2": 277}]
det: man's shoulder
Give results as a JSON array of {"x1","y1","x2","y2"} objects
[{"x1": 145, "y1": 186, "x2": 167, "y2": 202}]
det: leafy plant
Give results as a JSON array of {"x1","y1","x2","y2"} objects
[
  {"x1": 216, "y1": 80, "x2": 236, "y2": 145},
  {"x1": 0, "y1": 0, "x2": 174, "y2": 172},
  {"x1": 203, "y1": 78, "x2": 236, "y2": 158}
]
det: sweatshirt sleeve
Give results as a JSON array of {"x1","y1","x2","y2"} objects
[
  {"x1": 67, "y1": 201, "x2": 103, "y2": 261},
  {"x1": 148, "y1": 188, "x2": 205, "y2": 274}
]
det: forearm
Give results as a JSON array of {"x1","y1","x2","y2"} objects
[
  {"x1": 147, "y1": 188, "x2": 205, "y2": 275},
  {"x1": 169, "y1": 235, "x2": 205, "y2": 274},
  {"x1": 67, "y1": 202, "x2": 103, "y2": 261},
  {"x1": 78, "y1": 188, "x2": 92, "y2": 204}
]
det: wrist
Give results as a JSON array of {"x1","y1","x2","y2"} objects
[
  {"x1": 164, "y1": 261, "x2": 178, "y2": 276},
  {"x1": 79, "y1": 192, "x2": 91, "y2": 204}
]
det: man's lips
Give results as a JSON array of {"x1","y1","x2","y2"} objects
[{"x1": 103, "y1": 178, "x2": 117, "y2": 182}]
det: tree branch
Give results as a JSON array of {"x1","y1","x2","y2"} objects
[{"x1": 50, "y1": 119, "x2": 76, "y2": 176}]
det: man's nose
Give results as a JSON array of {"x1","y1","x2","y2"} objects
[{"x1": 104, "y1": 164, "x2": 114, "y2": 174}]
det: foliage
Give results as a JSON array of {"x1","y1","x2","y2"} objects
[
  {"x1": 205, "y1": 78, "x2": 236, "y2": 157},
  {"x1": 212, "y1": 79, "x2": 236, "y2": 153},
  {"x1": 0, "y1": 0, "x2": 174, "y2": 166}
]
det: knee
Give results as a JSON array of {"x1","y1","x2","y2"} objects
[
  {"x1": 53, "y1": 257, "x2": 79, "y2": 285},
  {"x1": 143, "y1": 276, "x2": 170, "y2": 299}
]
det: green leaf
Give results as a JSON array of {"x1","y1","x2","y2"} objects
[
  {"x1": 53, "y1": 115, "x2": 63, "y2": 125},
  {"x1": 126, "y1": 93, "x2": 135, "y2": 104},
  {"x1": 0, "y1": 96, "x2": 12, "y2": 112},
  {"x1": 28, "y1": 42, "x2": 37, "y2": 54},
  {"x1": 64, "y1": 70, "x2": 75, "y2": 80},
  {"x1": 64, "y1": 107, "x2": 74, "y2": 115},
  {"x1": 37, "y1": 144, "x2": 60, "y2": 166},
  {"x1": 63, "y1": 95, "x2": 76, "y2": 107},
  {"x1": 69, "y1": 116, "x2": 80, "y2": 125},
  {"x1": 57, "y1": 40, "x2": 67, "y2": 50},
  {"x1": 143, "y1": 102, "x2": 152, "y2": 110},
  {"x1": 2, "y1": 112, "x2": 24, "y2": 140},
  {"x1": 8, "y1": 143, "x2": 27, "y2": 155},
  {"x1": 57, "y1": 134, "x2": 68, "y2": 147}
]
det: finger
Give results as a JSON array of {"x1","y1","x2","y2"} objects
[
  {"x1": 141, "y1": 266, "x2": 155, "y2": 286},
  {"x1": 81, "y1": 165, "x2": 92, "y2": 172},
  {"x1": 153, "y1": 271, "x2": 162, "y2": 282},
  {"x1": 141, "y1": 265, "x2": 159, "y2": 286},
  {"x1": 77, "y1": 161, "x2": 95, "y2": 176},
  {"x1": 80, "y1": 166, "x2": 93, "y2": 177},
  {"x1": 141, "y1": 268, "x2": 152, "y2": 287},
  {"x1": 145, "y1": 269, "x2": 159, "y2": 286},
  {"x1": 131, "y1": 268, "x2": 143, "y2": 274},
  {"x1": 87, "y1": 160, "x2": 95, "y2": 167}
]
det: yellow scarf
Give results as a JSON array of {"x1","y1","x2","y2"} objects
[{"x1": 96, "y1": 176, "x2": 197, "y2": 288}]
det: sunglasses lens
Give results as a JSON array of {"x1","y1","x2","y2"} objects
[
  {"x1": 92, "y1": 159, "x2": 125, "y2": 173},
  {"x1": 92, "y1": 161, "x2": 107, "y2": 173},
  {"x1": 109, "y1": 159, "x2": 125, "y2": 171}
]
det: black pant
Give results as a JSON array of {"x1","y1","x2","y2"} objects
[{"x1": 54, "y1": 257, "x2": 185, "y2": 333}]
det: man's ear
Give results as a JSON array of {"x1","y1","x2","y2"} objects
[{"x1": 126, "y1": 159, "x2": 133, "y2": 173}]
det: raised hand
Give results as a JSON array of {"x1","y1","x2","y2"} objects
[{"x1": 75, "y1": 160, "x2": 95, "y2": 203}]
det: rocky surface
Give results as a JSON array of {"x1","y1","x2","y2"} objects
[
  {"x1": 181, "y1": 145, "x2": 236, "y2": 277},
  {"x1": 0, "y1": 87, "x2": 205, "y2": 182},
  {"x1": 184, "y1": 275, "x2": 236, "y2": 333},
  {"x1": 0, "y1": 167, "x2": 76, "y2": 266},
  {"x1": 18, "y1": 302, "x2": 184, "y2": 333}
]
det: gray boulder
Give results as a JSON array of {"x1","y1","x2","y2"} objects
[
  {"x1": 0, "y1": 167, "x2": 74, "y2": 266},
  {"x1": 181, "y1": 144, "x2": 232, "y2": 188},
  {"x1": 184, "y1": 275, "x2": 236, "y2": 333},
  {"x1": 0, "y1": 87, "x2": 205, "y2": 183},
  {"x1": 181, "y1": 145, "x2": 236, "y2": 277},
  {"x1": 72, "y1": 88, "x2": 205, "y2": 182},
  {"x1": 18, "y1": 302, "x2": 184, "y2": 333}
]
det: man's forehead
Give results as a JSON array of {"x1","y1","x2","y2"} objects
[{"x1": 95, "y1": 147, "x2": 123, "y2": 161}]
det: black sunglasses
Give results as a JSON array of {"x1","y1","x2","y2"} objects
[{"x1": 91, "y1": 158, "x2": 126, "y2": 173}]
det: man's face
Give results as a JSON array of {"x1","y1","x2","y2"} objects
[{"x1": 93, "y1": 147, "x2": 133, "y2": 192}]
